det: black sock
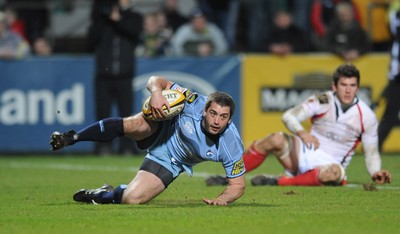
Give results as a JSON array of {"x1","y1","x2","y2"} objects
[
  {"x1": 76, "y1": 117, "x2": 124, "y2": 143},
  {"x1": 112, "y1": 185, "x2": 127, "y2": 204},
  {"x1": 93, "y1": 191, "x2": 113, "y2": 204},
  {"x1": 92, "y1": 184, "x2": 127, "y2": 204}
]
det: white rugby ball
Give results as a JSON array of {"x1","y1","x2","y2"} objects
[{"x1": 142, "y1": 89, "x2": 185, "y2": 121}]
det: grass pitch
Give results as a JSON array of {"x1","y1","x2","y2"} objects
[{"x1": 0, "y1": 154, "x2": 399, "y2": 234}]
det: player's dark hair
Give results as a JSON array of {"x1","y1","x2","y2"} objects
[
  {"x1": 333, "y1": 63, "x2": 360, "y2": 86},
  {"x1": 205, "y1": 91, "x2": 235, "y2": 118}
]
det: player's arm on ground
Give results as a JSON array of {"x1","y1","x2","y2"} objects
[
  {"x1": 202, "y1": 175, "x2": 245, "y2": 206},
  {"x1": 363, "y1": 142, "x2": 392, "y2": 184}
]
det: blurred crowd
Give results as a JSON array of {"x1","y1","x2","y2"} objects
[{"x1": 0, "y1": 0, "x2": 395, "y2": 61}]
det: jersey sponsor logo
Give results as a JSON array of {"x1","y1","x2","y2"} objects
[
  {"x1": 205, "y1": 150, "x2": 214, "y2": 158},
  {"x1": 99, "y1": 120, "x2": 105, "y2": 132},
  {"x1": 231, "y1": 158, "x2": 244, "y2": 176},
  {"x1": 183, "y1": 121, "x2": 195, "y2": 134},
  {"x1": 183, "y1": 90, "x2": 198, "y2": 104},
  {"x1": 171, "y1": 85, "x2": 198, "y2": 104},
  {"x1": 316, "y1": 93, "x2": 329, "y2": 104},
  {"x1": 171, "y1": 157, "x2": 177, "y2": 164}
]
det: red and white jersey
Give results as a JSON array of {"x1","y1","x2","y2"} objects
[{"x1": 301, "y1": 91, "x2": 379, "y2": 169}]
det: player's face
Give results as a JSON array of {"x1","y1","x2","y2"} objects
[
  {"x1": 332, "y1": 76, "x2": 359, "y2": 105},
  {"x1": 202, "y1": 102, "x2": 231, "y2": 135}
]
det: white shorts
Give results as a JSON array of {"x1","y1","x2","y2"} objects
[{"x1": 295, "y1": 136, "x2": 337, "y2": 175}]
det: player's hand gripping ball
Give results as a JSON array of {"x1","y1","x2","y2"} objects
[{"x1": 142, "y1": 89, "x2": 185, "y2": 121}]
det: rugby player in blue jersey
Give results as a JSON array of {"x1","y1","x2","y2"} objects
[{"x1": 50, "y1": 76, "x2": 245, "y2": 206}]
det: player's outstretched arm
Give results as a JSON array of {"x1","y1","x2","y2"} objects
[
  {"x1": 363, "y1": 143, "x2": 391, "y2": 184},
  {"x1": 202, "y1": 175, "x2": 245, "y2": 206}
]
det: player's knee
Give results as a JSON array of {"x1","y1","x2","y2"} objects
[
  {"x1": 264, "y1": 132, "x2": 290, "y2": 159},
  {"x1": 260, "y1": 132, "x2": 285, "y2": 148},
  {"x1": 318, "y1": 164, "x2": 345, "y2": 186},
  {"x1": 122, "y1": 191, "x2": 150, "y2": 205}
]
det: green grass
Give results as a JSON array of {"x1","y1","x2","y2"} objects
[{"x1": 0, "y1": 154, "x2": 399, "y2": 234}]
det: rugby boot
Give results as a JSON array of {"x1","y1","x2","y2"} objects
[
  {"x1": 49, "y1": 130, "x2": 78, "y2": 151},
  {"x1": 73, "y1": 183, "x2": 115, "y2": 204},
  {"x1": 251, "y1": 175, "x2": 279, "y2": 186},
  {"x1": 205, "y1": 175, "x2": 228, "y2": 186}
]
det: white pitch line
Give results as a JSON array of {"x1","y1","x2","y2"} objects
[
  {"x1": 2, "y1": 161, "x2": 204, "y2": 177},
  {"x1": 2, "y1": 161, "x2": 400, "y2": 190},
  {"x1": 6, "y1": 161, "x2": 140, "y2": 173},
  {"x1": 344, "y1": 183, "x2": 400, "y2": 190}
]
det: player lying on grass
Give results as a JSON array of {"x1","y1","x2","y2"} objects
[
  {"x1": 50, "y1": 75, "x2": 245, "y2": 206},
  {"x1": 206, "y1": 63, "x2": 391, "y2": 186}
]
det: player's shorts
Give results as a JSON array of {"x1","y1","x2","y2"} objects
[
  {"x1": 139, "y1": 158, "x2": 174, "y2": 188},
  {"x1": 140, "y1": 117, "x2": 190, "y2": 182},
  {"x1": 136, "y1": 122, "x2": 164, "y2": 150},
  {"x1": 295, "y1": 136, "x2": 338, "y2": 175}
]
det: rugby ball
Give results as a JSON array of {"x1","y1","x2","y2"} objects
[{"x1": 142, "y1": 89, "x2": 185, "y2": 121}]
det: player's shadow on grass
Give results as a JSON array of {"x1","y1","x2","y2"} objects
[
  {"x1": 56, "y1": 200, "x2": 278, "y2": 207},
  {"x1": 141, "y1": 200, "x2": 277, "y2": 208}
]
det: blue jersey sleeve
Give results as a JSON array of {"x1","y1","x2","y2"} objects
[{"x1": 220, "y1": 125, "x2": 245, "y2": 178}]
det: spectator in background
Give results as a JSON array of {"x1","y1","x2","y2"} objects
[
  {"x1": 155, "y1": 10, "x2": 174, "y2": 54},
  {"x1": 88, "y1": 0, "x2": 143, "y2": 155},
  {"x1": 310, "y1": 0, "x2": 361, "y2": 50},
  {"x1": 0, "y1": 11, "x2": 30, "y2": 59},
  {"x1": 196, "y1": 0, "x2": 240, "y2": 51},
  {"x1": 355, "y1": 0, "x2": 391, "y2": 52},
  {"x1": 238, "y1": 0, "x2": 313, "y2": 53},
  {"x1": 265, "y1": 10, "x2": 311, "y2": 56},
  {"x1": 237, "y1": 0, "x2": 281, "y2": 52},
  {"x1": 286, "y1": 0, "x2": 313, "y2": 35},
  {"x1": 324, "y1": 2, "x2": 370, "y2": 61},
  {"x1": 3, "y1": 5, "x2": 27, "y2": 41},
  {"x1": 136, "y1": 12, "x2": 171, "y2": 57},
  {"x1": 171, "y1": 9, "x2": 228, "y2": 56},
  {"x1": 162, "y1": 0, "x2": 189, "y2": 33},
  {"x1": 15, "y1": 0, "x2": 49, "y2": 45},
  {"x1": 32, "y1": 36, "x2": 52, "y2": 56},
  {"x1": 378, "y1": 0, "x2": 400, "y2": 152}
]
